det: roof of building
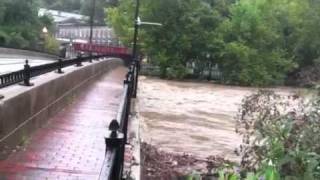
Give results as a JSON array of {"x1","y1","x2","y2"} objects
[{"x1": 38, "y1": 8, "x2": 89, "y2": 23}]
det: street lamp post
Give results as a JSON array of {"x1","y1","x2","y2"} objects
[
  {"x1": 89, "y1": 0, "x2": 96, "y2": 62},
  {"x1": 131, "y1": 0, "x2": 162, "y2": 98},
  {"x1": 131, "y1": 0, "x2": 140, "y2": 98},
  {"x1": 132, "y1": 0, "x2": 140, "y2": 61}
]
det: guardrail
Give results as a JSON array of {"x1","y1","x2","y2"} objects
[
  {"x1": 99, "y1": 62, "x2": 138, "y2": 180},
  {"x1": 0, "y1": 55, "x2": 106, "y2": 90}
]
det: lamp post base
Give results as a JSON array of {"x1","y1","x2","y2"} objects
[
  {"x1": 19, "y1": 82, "x2": 34, "y2": 87},
  {"x1": 56, "y1": 70, "x2": 64, "y2": 74}
]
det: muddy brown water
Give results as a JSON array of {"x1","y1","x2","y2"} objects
[{"x1": 137, "y1": 76, "x2": 302, "y2": 162}]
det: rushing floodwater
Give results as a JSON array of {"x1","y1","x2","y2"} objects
[{"x1": 137, "y1": 76, "x2": 301, "y2": 162}]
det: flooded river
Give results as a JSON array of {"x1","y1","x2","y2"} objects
[{"x1": 137, "y1": 76, "x2": 301, "y2": 162}]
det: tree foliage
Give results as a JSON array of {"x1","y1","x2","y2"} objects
[
  {"x1": 44, "y1": 35, "x2": 60, "y2": 54},
  {"x1": 40, "y1": 0, "x2": 82, "y2": 12},
  {"x1": 107, "y1": 0, "x2": 320, "y2": 86},
  {"x1": 106, "y1": 0, "x2": 135, "y2": 45},
  {"x1": 0, "y1": 0, "x2": 40, "y2": 48},
  {"x1": 0, "y1": 0, "x2": 58, "y2": 51},
  {"x1": 40, "y1": 0, "x2": 118, "y2": 24}
]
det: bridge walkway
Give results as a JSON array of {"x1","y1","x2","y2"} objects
[{"x1": 0, "y1": 66, "x2": 127, "y2": 179}]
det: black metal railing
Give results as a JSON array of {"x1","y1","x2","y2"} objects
[
  {"x1": 99, "y1": 63, "x2": 137, "y2": 180},
  {"x1": 0, "y1": 55, "x2": 106, "y2": 90}
]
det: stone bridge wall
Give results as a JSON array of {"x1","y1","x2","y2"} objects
[{"x1": 0, "y1": 59, "x2": 123, "y2": 154}]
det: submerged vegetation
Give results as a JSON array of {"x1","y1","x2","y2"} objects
[{"x1": 234, "y1": 90, "x2": 320, "y2": 179}]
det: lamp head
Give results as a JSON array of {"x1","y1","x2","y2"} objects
[{"x1": 42, "y1": 27, "x2": 48, "y2": 34}]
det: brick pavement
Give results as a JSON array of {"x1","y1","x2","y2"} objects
[{"x1": 0, "y1": 67, "x2": 127, "y2": 180}]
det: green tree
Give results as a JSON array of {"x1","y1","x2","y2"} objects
[
  {"x1": 289, "y1": 1, "x2": 320, "y2": 67},
  {"x1": 40, "y1": 0, "x2": 119, "y2": 24},
  {"x1": 80, "y1": 0, "x2": 112, "y2": 24},
  {"x1": 108, "y1": 0, "x2": 228, "y2": 79},
  {"x1": 44, "y1": 35, "x2": 59, "y2": 54},
  {"x1": 217, "y1": 0, "x2": 298, "y2": 86},
  {"x1": 40, "y1": 0, "x2": 81, "y2": 13},
  {"x1": 107, "y1": 0, "x2": 320, "y2": 86},
  {"x1": 0, "y1": 0, "x2": 54, "y2": 49},
  {"x1": 106, "y1": 0, "x2": 135, "y2": 45}
]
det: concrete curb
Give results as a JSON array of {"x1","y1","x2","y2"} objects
[{"x1": 124, "y1": 98, "x2": 141, "y2": 180}]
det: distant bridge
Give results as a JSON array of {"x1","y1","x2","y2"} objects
[{"x1": 73, "y1": 42, "x2": 132, "y2": 61}]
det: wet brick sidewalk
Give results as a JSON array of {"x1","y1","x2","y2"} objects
[{"x1": 0, "y1": 67, "x2": 127, "y2": 180}]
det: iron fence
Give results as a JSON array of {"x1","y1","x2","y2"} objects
[
  {"x1": 0, "y1": 55, "x2": 106, "y2": 89},
  {"x1": 99, "y1": 63, "x2": 137, "y2": 180}
]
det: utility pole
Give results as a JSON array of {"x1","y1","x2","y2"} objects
[
  {"x1": 132, "y1": 0, "x2": 140, "y2": 60},
  {"x1": 131, "y1": 0, "x2": 161, "y2": 98},
  {"x1": 132, "y1": 0, "x2": 140, "y2": 98},
  {"x1": 89, "y1": 0, "x2": 96, "y2": 61}
]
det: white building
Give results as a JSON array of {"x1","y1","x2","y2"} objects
[
  {"x1": 56, "y1": 25, "x2": 117, "y2": 45},
  {"x1": 38, "y1": 8, "x2": 118, "y2": 45},
  {"x1": 38, "y1": 8, "x2": 88, "y2": 24}
]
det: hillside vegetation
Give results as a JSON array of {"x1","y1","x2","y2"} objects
[
  {"x1": 0, "y1": 0, "x2": 58, "y2": 53},
  {"x1": 108, "y1": 0, "x2": 320, "y2": 86}
]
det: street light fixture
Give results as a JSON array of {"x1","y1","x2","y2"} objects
[
  {"x1": 42, "y1": 27, "x2": 48, "y2": 34},
  {"x1": 136, "y1": 17, "x2": 162, "y2": 26},
  {"x1": 89, "y1": 0, "x2": 96, "y2": 45}
]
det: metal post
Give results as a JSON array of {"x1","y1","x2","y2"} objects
[
  {"x1": 123, "y1": 73, "x2": 132, "y2": 142},
  {"x1": 21, "y1": 60, "x2": 33, "y2": 86},
  {"x1": 133, "y1": 60, "x2": 139, "y2": 97},
  {"x1": 57, "y1": 58, "x2": 64, "y2": 74},
  {"x1": 105, "y1": 119, "x2": 124, "y2": 180},
  {"x1": 89, "y1": 0, "x2": 96, "y2": 61},
  {"x1": 76, "y1": 54, "x2": 83, "y2": 67},
  {"x1": 132, "y1": 0, "x2": 140, "y2": 98},
  {"x1": 0, "y1": 95, "x2": 4, "y2": 100}
]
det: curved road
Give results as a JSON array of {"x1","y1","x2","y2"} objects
[{"x1": 0, "y1": 48, "x2": 57, "y2": 75}]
